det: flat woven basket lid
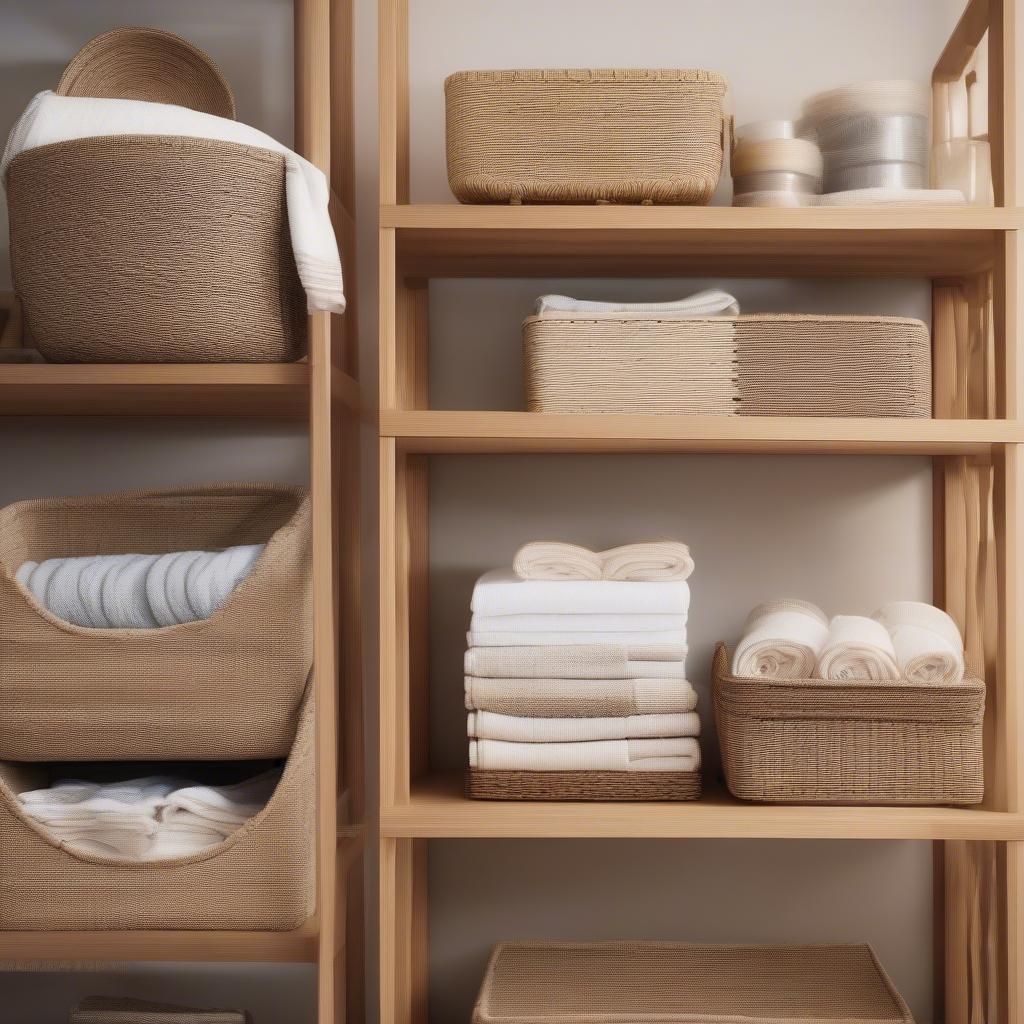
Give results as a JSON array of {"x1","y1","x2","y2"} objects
[
  {"x1": 474, "y1": 942, "x2": 915, "y2": 1024},
  {"x1": 73, "y1": 996, "x2": 249, "y2": 1024},
  {"x1": 57, "y1": 27, "x2": 235, "y2": 118}
]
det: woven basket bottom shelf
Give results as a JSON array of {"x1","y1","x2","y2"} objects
[{"x1": 466, "y1": 769, "x2": 701, "y2": 802}]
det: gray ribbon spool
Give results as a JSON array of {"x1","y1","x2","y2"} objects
[
  {"x1": 807, "y1": 114, "x2": 928, "y2": 167},
  {"x1": 733, "y1": 170, "x2": 820, "y2": 194},
  {"x1": 824, "y1": 161, "x2": 927, "y2": 193}
]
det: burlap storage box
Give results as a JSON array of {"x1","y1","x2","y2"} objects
[
  {"x1": 0, "y1": 683, "x2": 315, "y2": 931},
  {"x1": 467, "y1": 768, "x2": 701, "y2": 802},
  {"x1": 473, "y1": 941, "x2": 914, "y2": 1024},
  {"x1": 4, "y1": 29, "x2": 306, "y2": 363},
  {"x1": 524, "y1": 313, "x2": 931, "y2": 416},
  {"x1": 0, "y1": 484, "x2": 311, "y2": 761},
  {"x1": 72, "y1": 997, "x2": 251, "y2": 1024},
  {"x1": 446, "y1": 69, "x2": 729, "y2": 204},
  {"x1": 712, "y1": 644, "x2": 985, "y2": 805}
]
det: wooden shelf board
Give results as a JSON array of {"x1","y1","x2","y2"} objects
[
  {"x1": 0, "y1": 363, "x2": 311, "y2": 419},
  {"x1": 382, "y1": 204, "x2": 1020, "y2": 277},
  {"x1": 381, "y1": 775, "x2": 1024, "y2": 841},
  {"x1": 380, "y1": 411, "x2": 1022, "y2": 455},
  {"x1": 0, "y1": 918, "x2": 319, "y2": 965}
]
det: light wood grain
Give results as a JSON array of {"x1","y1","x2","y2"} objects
[{"x1": 379, "y1": 0, "x2": 409, "y2": 204}]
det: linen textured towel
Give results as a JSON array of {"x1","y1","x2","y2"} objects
[
  {"x1": 513, "y1": 541, "x2": 694, "y2": 582},
  {"x1": 464, "y1": 644, "x2": 688, "y2": 679},
  {"x1": 469, "y1": 737, "x2": 701, "y2": 771},
  {"x1": 464, "y1": 676, "x2": 699, "y2": 717},
  {"x1": 2, "y1": 91, "x2": 344, "y2": 314},
  {"x1": 816, "y1": 614, "x2": 901, "y2": 680},
  {"x1": 469, "y1": 612, "x2": 686, "y2": 634},
  {"x1": 468, "y1": 629, "x2": 689, "y2": 648},
  {"x1": 873, "y1": 600, "x2": 965, "y2": 684},
  {"x1": 731, "y1": 599, "x2": 830, "y2": 679},
  {"x1": 535, "y1": 289, "x2": 739, "y2": 318},
  {"x1": 467, "y1": 710, "x2": 700, "y2": 742}
]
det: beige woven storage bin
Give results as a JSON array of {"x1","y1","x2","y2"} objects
[
  {"x1": 712, "y1": 645, "x2": 985, "y2": 805},
  {"x1": 0, "y1": 683, "x2": 315, "y2": 931},
  {"x1": 524, "y1": 313, "x2": 931, "y2": 416},
  {"x1": 446, "y1": 69, "x2": 729, "y2": 204},
  {"x1": 72, "y1": 997, "x2": 251, "y2": 1024},
  {"x1": 4, "y1": 30, "x2": 306, "y2": 363},
  {"x1": 0, "y1": 484, "x2": 311, "y2": 761},
  {"x1": 467, "y1": 768, "x2": 701, "y2": 802},
  {"x1": 473, "y1": 940, "x2": 915, "y2": 1024}
]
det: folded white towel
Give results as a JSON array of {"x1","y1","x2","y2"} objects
[
  {"x1": 731, "y1": 599, "x2": 829, "y2": 678},
  {"x1": 469, "y1": 613, "x2": 685, "y2": 634},
  {"x1": 2, "y1": 91, "x2": 344, "y2": 314},
  {"x1": 162, "y1": 769, "x2": 280, "y2": 833},
  {"x1": 464, "y1": 676, "x2": 698, "y2": 717},
  {"x1": 816, "y1": 614, "x2": 901, "y2": 681},
  {"x1": 464, "y1": 644, "x2": 688, "y2": 679},
  {"x1": 467, "y1": 710, "x2": 700, "y2": 742},
  {"x1": 513, "y1": 541, "x2": 694, "y2": 582},
  {"x1": 471, "y1": 568, "x2": 691, "y2": 616},
  {"x1": 468, "y1": 629, "x2": 688, "y2": 648},
  {"x1": 469, "y1": 737, "x2": 701, "y2": 772},
  {"x1": 535, "y1": 289, "x2": 739, "y2": 318},
  {"x1": 873, "y1": 601, "x2": 965, "y2": 684}
]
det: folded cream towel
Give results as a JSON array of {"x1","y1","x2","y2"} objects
[
  {"x1": 469, "y1": 613, "x2": 685, "y2": 634},
  {"x1": 464, "y1": 644, "x2": 687, "y2": 679},
  {"x1": 469, "y1": 737, "x2": 701, "y2": 772},
  {"x1": 471, "y1": 568, "x2": 691, "y2": 615},
  {"x1": 467, "y1": 710, "x2": 700, "y2": 742},
  {"x1": 873, "y1": 601, "x2": 965, "y2": 684},
  {"x1": 513, "y1": 541, "x2": 694, "y2": 582},
  {"x1": 535, "y1": 289, "x2": 739, "y2": 318},
  {"x1": 468, "y1": 629, "x2": 688, "y2": 648},
  {"x1": 816, "y1": 615, "x2": 901, "y2": 680},
  {"x1": 464, "y1": 676, "x2": 698, "y2": 717},
  {"x1": 2, "y1": 91, "x2": 344, "y2": 314},
  {"x1": 731, "y1": 599, "x2": 829, "y2": 678}
]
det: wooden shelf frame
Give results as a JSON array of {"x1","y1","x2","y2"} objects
[
  {"x1": 378, "y1": 1, "x2": 1024, "y2": 1023},
  {"x1": 0, "y1": 4, "x2": 364, "y2": 1023}
]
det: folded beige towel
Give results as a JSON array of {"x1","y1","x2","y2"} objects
[
  {"x1": 464, "y1": 676, "x2": 698, "y2": 717},
  {"x1": 467, "y1": 710, "x2": 700, "y2": 742},
  {"x1": 873, "y1": 600, "x2": 965, "y2": 684},
  {"x1": 816, "y1": 615, "x2": 900, "y2": 681},
  {"x1": 513, "y1": 541, "x2": 694, "y2": 582},
  {"x1": 465, "y1": 644, "x2": 687, "y2": 679},
  {"x1": 731, "y1": 599, "x2": 829, "y2": 679},
  {"x1": 469, "y1": 737, "x2": 701, "y2": 772}
]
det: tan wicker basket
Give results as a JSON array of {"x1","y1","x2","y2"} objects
[
  {"x1": 72, "y1": 998, "x2": 250, "y2": 1024},
  {"x1": 467, "y1": 769, "x2": 701, "y2": 802},
  {"x1": 0, "y1": 683, "x2": 315, "y2": 932},
  {"x1": 4, "y1": 30, "x2": 306, "y2": 363},
  {"x1": 473, "y1": 941, "x2": 915, "y2": 1024},
  {"x1": 0, "y1": 484, "x2": 311, "y2": 761},
  {"x1": 712, "y1": 644, "x2": 985, "y2": 805},
  {"x1": 446, "y1": 69, "x2": 729, "y2": 204},
  {"x1": 524, "y1": 313, "x2": 931, "y2": 416}
]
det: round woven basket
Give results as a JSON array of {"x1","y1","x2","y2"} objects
[{"x1": 57, "y1": 27, "x2": 235, "y2": 118}]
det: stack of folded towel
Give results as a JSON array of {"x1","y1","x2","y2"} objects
[
  {"x1": 465, "y1": 541, "x2": 702, "y2": 799},
  {"x1": 16, "y1": 544, "x2": 265, "y2": 628},
  {"x1": 18, "y1": 769, "x2": 279, "y2": 861},
  {"x1": 732, "y1": 598, "x2": 966, "y2": 684}
]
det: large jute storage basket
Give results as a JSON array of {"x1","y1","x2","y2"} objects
[
  {"x1": 0, "y1": 683, "x2": 315, "y2": 931},
  {"x1": 0, "y1": 484, "x2": 311, "y2": 761},
  {"x1": 72, "y1": 997, "x2": 251, "y2": 1024},
  {"x1": 524, "y1": 313, "x2": 931, "y2": 416},
  {"x1": 473, "y1": 940, "x2": 915, "y2": 1024},
  {"x1": 4, "y1": 29, "x2": 306, "y2": 363},
  {"x1": 712, "y1": 644, "x2": 985, "y2": 805},
  {"x1": 446, "y1": 69, "x2": 729, "y2": 204}
]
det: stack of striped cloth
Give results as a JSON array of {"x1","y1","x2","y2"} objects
[{"x1": 464, "y1": 541, "x2": 701, "y2": 801}]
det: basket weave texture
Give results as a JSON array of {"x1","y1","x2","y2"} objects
[
  {"x1": 0, "y1": 484, "x2": 311, "y2": 761},
  {"x1": 523, "y1": 313, "x2": 931, "y2": 416},
  {"x1": 446, "y1": 69, "x2": 728, "y2": 204},
  {"x1": 712, "y1": 644, "x2": 985, "y2": 805},
  {"x1": 0, "y1": 683, "x2": 315, "y2": 931},
  {"x1": 467, "y1": 769, "x2": 701, "y2": 802},
  {"x1": 72, "y1": 997, "x2": 250, "y2": 1024},
  {"x1": 473, "y1": 941, "x2": 915, "y2": 1024}
]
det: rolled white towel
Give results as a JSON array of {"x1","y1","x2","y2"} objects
[
  {"x1": 512, "y1": 542, "x2": 602, "y2": 581},
  {"x1": 600, "y1": 542, "x2": 695, "y2": 582},
  {"x1": 467, "y1": 710, "x2": 701, "y2": 742},
  {"x1": 731, "y1": 599, "x2": 829, "y2": 679},
  {"x1": 468, "y1": 736, "x2": 701, "y2": 772},
  {"x1": 873, "y1": 601, "x2": 965, "y2": 684},
  {"x1": 816, "y1": 615, "x2": 901, "y2": 681},
  {"x1": 102, "y1": 554, "x2": 160, "y2": 629}
]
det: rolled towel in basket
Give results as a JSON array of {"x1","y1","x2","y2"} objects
[
  {"x1": 873, "y1": 601, "x2": 965, "y2": 684},
  {"x1": 464, "y1": 644, "x2": 688, "y2": 679},
  {"x1": 816, "y1": 615, "x2": 901, "y2": 681},
  {"x1": 467, "y1": 710, "x2": 700, "y2": 742},
  {"x1": 469, "y1": 736, "x2": 701, "y2": 772},
  {"x1": 2, "y1": 91, "x2": 345, "y2": 314},
  {"x1": 465, "y1": 676, "x2": 698, "y2": 717},
  {"x1": 535, "y1": 289, "x2": 739, "y2": 318},
  {"x1": 731, "y1": 599, "x2": 829, "y2": 679},
  {"x1": 513, "y1": 541, "x2": 694, "y2": 582}
]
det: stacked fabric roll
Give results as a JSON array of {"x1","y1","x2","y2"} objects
[
  {"x1": 465, "y1": 541, "x2": 701, "y2": 802},
  {"x1": 732, "y1": 599, "x2": 966, "y2": 684},
  {"x1": 731, "y1": 120, "x2": 823, "y2": 207}
]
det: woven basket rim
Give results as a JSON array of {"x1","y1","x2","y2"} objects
[
  {"x1": 523, "y1": 312, "x2": 929, "y2": 329},
  {"x1": 57, "y1": 26, "x2": 236, "y2": 118},
  {"x1": 446, "y1": 67, "x2": 728, "y2": 89}
]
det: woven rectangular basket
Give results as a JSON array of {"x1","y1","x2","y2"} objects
[
  {"x1": 445, "y1": 69, "x2": 729, "y2": 204},
  {"x1": 0, "y1": 484, "x2": 311, "y2": 761},
  {"x1": 0, "y1": 683, "x2": 314, "y2": 931},
  {"x1": 712, "y1": 644, "x2": 985, "y2": 805},
  {"x1": 473, "y1": 940, "x2": 915, "y2": 1024},
  {"x1": 524, "y1": 313, "x2": 931, "y2": 416},
  {"x1": 72, "y1": 998, "x2": 251, "y2": 1024},
  {"x1": 467, "y1": 768, "x2": 701, "y2": 802}
]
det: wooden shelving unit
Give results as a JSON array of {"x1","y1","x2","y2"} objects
[
  {"x1": 0, "y1": 4, "x2": 363, "y2": 1023},
  {"x1": 378, "y1": 0, "x2": 1024, "y2": 1022}
]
